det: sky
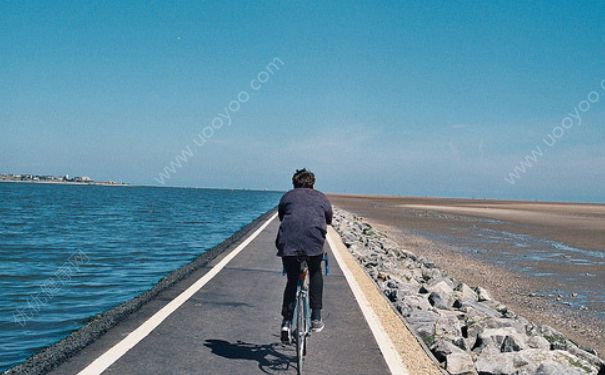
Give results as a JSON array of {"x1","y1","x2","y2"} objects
[{"x1": 2, "y1": 1, "x2": 604, "y2": 202}]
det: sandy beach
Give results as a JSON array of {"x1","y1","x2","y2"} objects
[{"x1": 328, "y1": 194, "x2": 605, "y2": 356}]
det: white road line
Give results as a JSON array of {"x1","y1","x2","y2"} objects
[
  {"x1": 327, "y1": 228, "x2": 409, "y2": 375},
  {"x1": 77, "y1": 213, "x2": 278, "y2": 375}
]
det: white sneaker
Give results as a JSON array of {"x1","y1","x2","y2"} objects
[
  {"x1": 311, "y1": 320, "x2": 325, "y2": 332},
  {"x1": 281, "y1": 320, "x2": 292, "y2": 343}
]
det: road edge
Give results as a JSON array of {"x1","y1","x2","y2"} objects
[{"x1": 327, "y1": 226, "x2": 444, "y2": 375}]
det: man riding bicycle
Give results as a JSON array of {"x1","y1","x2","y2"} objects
[{"x1": 275, "y1": 168, "x2": 333, "y2": 343}]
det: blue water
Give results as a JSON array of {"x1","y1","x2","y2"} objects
[{"x1": 0, "y1": 183, "x2": 282, "y2": 371}]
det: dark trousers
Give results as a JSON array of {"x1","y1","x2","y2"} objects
[{"x1": 281, "y1": 255, "x2": 324, "y2": 320}]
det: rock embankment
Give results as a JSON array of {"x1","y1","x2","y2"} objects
[{"x1": 332, "y1": 208, "x2": 605, "y2": 375}]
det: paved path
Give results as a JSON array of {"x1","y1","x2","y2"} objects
[{"x1": 49, "y1": 214, "x2": 394, "y2": 375}]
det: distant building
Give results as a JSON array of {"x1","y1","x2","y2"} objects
[{"x1": 74, "y1": 176, "x2": 92, "y2": 183}]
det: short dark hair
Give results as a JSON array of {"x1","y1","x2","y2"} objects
[{"x1": 292, "y1": 168, "x2": 315, "y2": 188}]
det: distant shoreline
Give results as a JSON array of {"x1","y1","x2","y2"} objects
[
  {"x1": 328, "y1": 192, "x2": 605, "y2": 206},
  {"x1": 0, "y1": 180, "x2": 128, "y2": 187}
]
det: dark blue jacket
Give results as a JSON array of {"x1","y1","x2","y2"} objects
[{"x1": 275, "y1": 188, "x2": 333, "y2": 257}]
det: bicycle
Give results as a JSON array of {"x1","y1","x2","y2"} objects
[{"x1": 286, "y1": 253, "x2": 329, "y2": 375}]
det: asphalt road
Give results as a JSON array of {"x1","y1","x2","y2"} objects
[{"x1": 50, "y1": 216, "x2": 391, "y2": 375}]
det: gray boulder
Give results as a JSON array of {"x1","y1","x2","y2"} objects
[
  {"x1": 474, "y1": 286, "x2": 493, "y2": 302},
  {"x1": 454, "y1": 282, "x2": 479, "y2": 302},
  {"x1": 476, "y1": 348, "x2": 599, "y2": 375},
  {"x1": 402, "y1": 295, "x2": 432, "y2": 312},
  {"x1": 527, "y1": 335, "x2": 551, "y2": 350},
  {"x1": 431, "y1": 339, "x2": 464, "y2": 362},
  {"x1": 473, "y1": 327, "x2": 528, "y2": 353},
  {"x1": 340, "y1": 231, "x2": 358, "y2": 247},
  {"x1": 429, "y1": 291, "x2": 451, "y2": 309},
  {"x1": 435, "y1": 310, "x2": 464, "y2": 341},
  {"x1": 446, "y1": 352, "x2": 477, "y2": 375},
  {"x1": 475, "y1": 348, "x2": 516, "y2": 374},
  {"x1": 456, "y1": 300, "x2": 501, "y2": 319},
  {"x1": 407, "y1": 310, "x2": 438, "y2": 345}
]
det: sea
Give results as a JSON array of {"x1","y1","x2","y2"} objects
[{"x1": 0, "y1": 183, "x2": 282, "y2": 371}]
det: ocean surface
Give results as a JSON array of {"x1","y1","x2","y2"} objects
[{"x1": 0, "y1": 183, "x2": 282, "y2": 371}]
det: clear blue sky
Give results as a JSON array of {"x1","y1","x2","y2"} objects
[{"x1": 2, "y1": 1, "x2": 604, "y2": 202}]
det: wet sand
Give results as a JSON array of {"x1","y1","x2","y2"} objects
[{"x1": 328, "y1": 194, "x2": 605, "y2": 355}]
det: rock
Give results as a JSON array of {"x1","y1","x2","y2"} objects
[
  {"x1": 565, "y1": 342, "x2": 605, "y2": 371},
  {"x1": 384, "y1": 288, "x2": 398, "y2": 302},
  {"x1": 399, "y1": 248, "x2": 418, "y2": 261},
  {"x1": 428, "y1": 279, "x2": 454, "y2": 295},
  {"x1": 495, "y1": 304, "x2": 508, "y2": 314},
  {"x1": 473, "y1": 327, "x2": 527, "y2": 352},
  {"x1": 446, "y1": 352, "x2": 477, "y2": 375},
  {"x1": 431, "y1": 339, "x2": 463, "y2": 362},
  {"x1": 429, "y1": 291, "x2": 451, "y2": 309},
  {"x1": 340, "y1": 231, "x2": 358, "y2": 247},
  {"x1": 396, "y1": 302, "x2": 412, "y2": 316},
  {"x1": 454, "y1": 282, "x2": 478, "y2": 302},
  {"x1": 401, "y1": 295, "x2": 432, "y2": 312},
  {"x1": 474, "y1": 287, "x2": 492, "y2": 302},
  {"x1": 535, "y1": 362, "x2": 584, "y2": 375},
  {"x1": 386, "y1": 280, "x2": 398, "y2": 289},
  {"x1": 475, "y1": 348, "x2": 516, "y2": 374},
  {"x1": 481, "y1": 300, "x2": 509, "y2": 316},
  {"x1": 383, "y1": 247, "x2": 398, "y2": 258},
  {"x1": 348, "y1": 242, "x2": 364, "y2": 255},
  {"x1": 407, "y1": 310, "x2": 438, "y2": 345},
  {"x1": 452, "y1": 336, "x2": 468, "y2": 351},
  {"x1": 435, "y1": 311, "x2": 463, "y2": 340},
  {"x1": 393, "y1": 283, "x2": 419, "y2": 296},
  {"x1": 529, "y1": 350, "x2": 597, "y2": 375},
  {"x1": 421, "y1": 267, "x2": 443, "y2": 281},
  {"x1": 476, "y1": 349, "x2": 598, "y2": 375},
  {"x1": 527, "y1": 335, "x2": 551, "y2": 350},
  {"x1": 457, "y1": 300, "x2": 500, "y2": 319},
  {"x1": 538, "y1": 325, "x2": 568, "y2": 350}
]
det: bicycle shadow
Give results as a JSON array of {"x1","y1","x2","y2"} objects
[{"x1": 204, "y1": 339, "x2": 295, "y2": 374}]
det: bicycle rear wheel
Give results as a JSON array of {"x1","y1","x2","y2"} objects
[{"x1": 296, "y1": 294, "x2": 304, "y2": 374}]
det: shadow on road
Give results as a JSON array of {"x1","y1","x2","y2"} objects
[{"x1": 204, "y1": 339, "x2": 294, "y2": 374}]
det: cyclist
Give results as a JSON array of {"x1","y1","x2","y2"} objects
[{"x1": 276, "y1": 168, "x2": 333, "y2": 343}]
